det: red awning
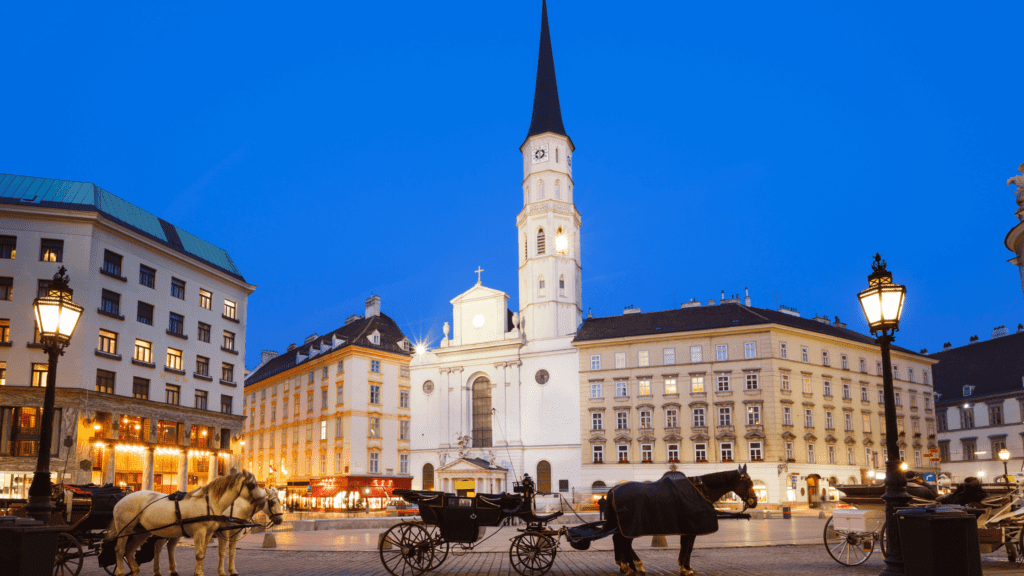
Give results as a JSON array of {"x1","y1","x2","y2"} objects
[{"x1": 311, "y1": 486, "x2": 342, "y2": 499}]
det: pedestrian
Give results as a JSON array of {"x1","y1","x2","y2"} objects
[{"x1": 598, "y1": 495, "x2": 607, "y2": 521}]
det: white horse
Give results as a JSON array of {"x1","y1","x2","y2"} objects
[
  {"x1": 152, "y1": 488, "x2": 284, "y2": 576},
  {"x1": 108, "y1": 471, "x2": 266, "y2": 576}
]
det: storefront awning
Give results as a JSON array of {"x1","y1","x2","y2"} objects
[{"x1": 311, "y1": 485, "x2": 342, "y2": 499}]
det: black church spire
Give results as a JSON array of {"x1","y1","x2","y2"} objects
[{"x1": 526, "y1": 0, "x2": 567, "y2": 140}]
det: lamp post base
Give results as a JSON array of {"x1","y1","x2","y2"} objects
[
  {"x1": 24, "y1": 470, "x2": 55, "y2": 523},
  {"x1": 879, "y1": 484, "x2": 912, "y2": 576}
]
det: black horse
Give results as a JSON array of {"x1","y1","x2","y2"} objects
[{"x1": 603, "y1": 466, "x2": 757, "y2": 576}]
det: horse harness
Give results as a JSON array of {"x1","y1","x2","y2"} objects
[{"x1": 118, "y1": 477, "x2": 260, "y2": 541}]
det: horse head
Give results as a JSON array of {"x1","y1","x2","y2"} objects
[
  {"x1": 736, "y1": 464, "x2": 757, "y2": 510},
  {"x1": 236, "y1": 470, "x2": 268, "y2": 510},
  {"x1": 263, "y1": 488, "x2": 285, "y2": 526}
]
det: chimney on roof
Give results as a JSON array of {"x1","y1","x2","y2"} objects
[
  {"x1": 261, "y1": 350, "x2": 279, "y2": 364},
  {"x1": 709, "y1": 299, "x2": 716, "y2": 306},
  {"x1": 969, "y1": 335, "x2": 979, "y2": 343},
  {"x1": 304, "y1": 333, "x2": 319, "y2": 345},
  {"x1": 720, "y1": 290, "x2": 725, "y2": 301},
  {"x1": 623, "y1": 305, "x2": 641, "y2": 315},
  {"x1": 920, "y1": 348, "x2": 928, "y2": 354},
  {"x1": 777, "y1": 305, "x2": 799, "y2": 317},
  {"x1": 681, "y1": 299, "x2": 702, "y2": 309},
  {"x1": 993, "y1": 325, "x2": 1009, "y2": 338},
  {"x1": 833, "y1": 316, "x2": 846, "y2": 329},
  {"x1": 345, "y1": 314, "x2": 363, "y2": 325},
  {"x1": 587, "y1": 308, "x2": 592, "y2": 319},
  {"x1": 366, "y1": 294, "x2": 381, "y2": 318},
  {"x1": 287, "y1": 343, "x2": 298, "y2": 351},
  {"x1": 1018, "y1": 323, "x2": 1024, "y2": 333},
  {"x1": 813, "y1": 315, "x2": 831, "y2": 325},
  {"x1": 942, "y1": 342, "x2": 952, "y2": 350},
  {"x1": 744, "y1": 287, "x2": 751, "y2": 306}
]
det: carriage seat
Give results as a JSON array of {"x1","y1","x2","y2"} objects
[{"x1": 518, "y1": 510, "x2": 563, "y2": 524}]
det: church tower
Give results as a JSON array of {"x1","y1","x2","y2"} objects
[{"x1": 518, "y1": 0, "x2": 582, "y2": 340}]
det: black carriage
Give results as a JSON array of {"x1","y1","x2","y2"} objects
[{"x1": 379, "y1": 475, "x2": 568, "y2": 576}]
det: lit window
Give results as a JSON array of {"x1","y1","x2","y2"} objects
[
  {"x1": 691, "y1": 376, "x2": 704, "y2": 393},
  {"x1": 97, "y1": 329, "x2": 118, "y2": 355},
  {"x1": 39, "y1": 239, "x2": 63, "y2": 262},
  {"x1": 638, "y1": 379, "x2": 651, "y2": 396},
  {"x1": 95, "y1": 369, "x2": 115, "y2": 394},
  {"x1": 224, "y1": 299, "x2": 236, "y2": 319},
  {"x1": 166, "y1": 348, "x2": 183, "y2": 371},
  {"x1": 369, "y1": 417, "x2": 381, "y2": 437},
  {"x1": 200, "y1": 289, "x2": 212, "y2": 310},
  {"x1": 0, "y1": 235, "x2": 16, "y2": 259},
  {"x1": 664, "y1": 378, "x2": 677, "y2": 394},
  {"x1": 320, "y1": 420, "x2": 327, "y2": 441},
  {"x1": 802, "y1": 377, "x2": 812, "y2": 393}
]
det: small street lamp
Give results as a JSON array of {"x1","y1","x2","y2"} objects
[
  {"x1": 857, "y1": 254, "x2": 908, "y2": 576},
  {"x1": 25, "y1": 267, "x2": 83, "y2": 522},
  {"x1": 998, "y1": 449, "x2": 1011, "y2": 484}
]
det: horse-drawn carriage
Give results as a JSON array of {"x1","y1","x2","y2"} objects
[{"x1": 379, "y1": 466, "x2": 758, "y2": 576}]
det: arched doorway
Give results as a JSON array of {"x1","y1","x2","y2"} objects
[
  {"x1": 537, "y1": 461, "x2": 551, "y2": 493},
  {"x1": 806, "y1": 474, "x2": 822, "y2": 508},
  {"x1": 472, "y1": 376, "x2": 492, "y2": 447},
  {"x1": 423, "y1": 463, "x2": 434, "y2": 490}
]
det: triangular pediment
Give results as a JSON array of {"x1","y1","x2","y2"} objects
[
  {"x1": 437, "y1": 457, "x2": 503, "y2": 473},
  {"x1": 450, "y1": 283, "x2": 509, "y2": 304}
]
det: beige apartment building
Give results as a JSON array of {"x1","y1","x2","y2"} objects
[
  {"x1": 241, "y1": 296, "x2": 413, "y2": 511},
  {"x1": 573, "y1": 298, "x2": 938, "y2": 508}
]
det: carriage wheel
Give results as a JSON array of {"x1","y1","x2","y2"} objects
[
  {"x1": 879, "y1": 522, "x2": 887, "y2": 557},
  {"x1": 509, "y1": 532, "x2": 557, "y2": 576},
  {"x1": 425, "y1": 525, "x2": 449, "y2": 570},
  {"x1": 54, "y1": 533, "x2": 84, "y2": 576},
  {"x1": 823, "y1": 516, "x2": 874, "y2": 566},
  {"x1": 379, "y1": 523, "x2": 434, "y2": 576}
]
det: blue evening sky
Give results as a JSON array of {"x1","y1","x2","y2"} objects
[{"x1": 3, "y1": 1, "x2": 1023, "y2": 369}]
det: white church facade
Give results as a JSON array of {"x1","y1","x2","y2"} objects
[{"x1": 409, "y1": 1, "x2": 583, "y2": 499}]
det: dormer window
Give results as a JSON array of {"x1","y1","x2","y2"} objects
[
  {"x1": 537, "y1": 228, "x2": 546, "y2": 255},
  {"x1": 371, "y1": 331, "x2": 380, "y2": 345},
  {"x1": 962, "y1": 385, "x2": 974, "y2": 397}
]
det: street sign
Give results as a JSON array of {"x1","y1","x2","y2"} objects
[
  {"x1": 930, "y1": 458, "x2": 941, "y2": 462},
  {"x1": 306, "y1": 485, "x2": 312, "y2": 495},
  {"x1": 923, "y1": 472, "x2": 936, "y2": 483}
]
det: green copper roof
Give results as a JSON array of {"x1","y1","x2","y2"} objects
[{"x1": 0, "y1": 173, "x2": 244, "y2": 280}]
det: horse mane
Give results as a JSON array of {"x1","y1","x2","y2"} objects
[
  {"x1": 191, "y1": 471, "x2": 244, "y2": 500},
  {"x1": 693, "y1": 470, "x2": 739, "y2": 487}
]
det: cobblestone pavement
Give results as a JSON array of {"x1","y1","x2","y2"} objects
[{"x1": 84, "y1": 546, "x2": 1024, "y2": 576}]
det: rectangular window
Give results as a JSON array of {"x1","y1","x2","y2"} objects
[
  {"x1": 877, "y1": 361, "x2": 883, "y2": 376},
  {"x1": 0, "y1": 319, "x2": 7, "y2": 343},
  {"x1": 400, "y1": 454, "x2": 409, "y2": 475},
  {"x1": 804, "y1": 409, "x2": 813, "y2": 427},
  {"x1": 370, "y1": 384, "x2": 381, "y2": 404},
  {"x1": 166, "y1": 384, "x2": 180, "y2": 405},
  {"x1": 861, "y1": 386, "x2": 869, "y2": 402},
  {"x1": 171, "y1": 278, "x2": 185, "y2": 300},
  {"x1": 825, "y1": 410, "x2": 834, "y2": 429},
  {"x1": 98, "y1": 329, "x2": 118, "y2": 354},
  {"x1": 749, "y1": 441, "x2": 763, "y2": 461},
  {"x1": 40, "y1": 238, "x2": 63, "y2": 262},
  {"x1": 988, "y1": 404, "x2": 1003, "y2": 426},
  {"x1": 198, "y1": 322, "x2": 210, "y2": 343},
  {"x1": 336, "y1": 385, "x2": 344, "y2": 405},
  {"x1": 690, "y1": 346, "x2": 702, "y2": 363},
  {"x1": 862, "y1": 413, "x2": 871, "y2": 433},
  {"x1": 322, "y1": 367, "x2": 328, "y2": 379},
  {"x1": 780, "y1": 342, "x2": 788, "y2": 359},
  {"x1": 807, "y1": 443, "x2": 816, "y2": 463},
  {"x1": 844, "y1": 412, "x2": 853, "y2": 431},
  {"x1": 369, "y1": 417, "x2": 381, "y2": 438},
  {"x1": 718, "y1": 406, "x2": 732, "y2": 426},
  {"x1": 910, "y1": 393, "x2": 917, "y2": 408},
  {"x1": 369, "y1": 452, "x2": 380, "y2": 474},
  {"x1": 828, "y1": 444, "x2": 836, "y2": 464},
  {"x1": 101, "y1": 290, "x2": 121, "y2": 316},
  {"x1": 691, "y1": 376, "x2": 704, "y2": 393},
  {"x1": 960, "y1": 408, "x2": 974, "y2": 429},
  {"x1": 196, "y1": 356, "x2": 209, "y2": 376},
  {"x1": 618, "y1": 445, "x2": 629, "y2": 462},
  {"x1": 615, "y1": 381, "x2": 627, "y2": 397},
  {"x1": 102, "y1": 250, "x2": 122, "y2": 277},
  {"x1": 168, "y1": 312, "x2": 184, "y2": 335},
  {"x1": 859, "y1": 358, "x2": 867, "y2": 373},
  {"x1": 801, "y1": 346, "x2": 809, "y2": 362},
  {"x1": 637, "y1": 379, "x2": 651, "y2": 396},
  {"x1": 590, "y1": 355, "x2": 601, "y2": 370},
  {"x1": 664, "y1": 378, "x2": 677, "y2": 394},
  {"x1": 133, "y1": 377, "x2": 149, "y2": 399},
  {"x1": 638, "y1": 351, "x2": 649, "y2": 367},
  {"x1": 692, "y1": 407, "x2": 705, "y2": 427},
  {"x1": 640, "y1": 410, "x2": 652, "y2": 428},
  {"x1": 37, "y1": 280, "x2": 48, "y2": 298},
  {"x1": 786, "y1": 442, "x2": 794, "y2": 461},
  {"x1": 666, "y1": 408, "x2": 678, "y2": 428},
  {"x1": 640, "y1": 444, "x2": 653, "y2": 462},
  {"x1": 667, "y1": 444, "x2": 679, "y2": 462},
  {"x1": 139, "y1": 265, "x2": 155, "y2": 288},
  {"x1": 893, "y1": 365, "x2": 900, "y2": 380},
  {"x1": 137, "y1": 301, "x2": 153, "y2": 325},
  {"x1": 166, "y1": 348, "x2": 182, "y2": 370},
  {"x1": 400, "y1": 390, "x2": 409, "y2": 408},
  {"x1": 823, "y1": 380, "x2": 831, "y2": 396},
  {"x1": 615, "y1": 352, "x2": 626, "y2": 368},
  {"x1": 744, "y1": 342, "x2": 756, "y2": 359},
  {"x1": 719, "y1": 442, "x2": 733, "y2": 461},
  {"x1": 663, "y1": 348, "x2": 675, "y2": 365},
  {"x1": 0, "y1": 277, "x2": 11, "y2": 301},
  {"x1": 0, "y1": 235, "x2": 15, "y2": 259},
  {"x1": 335, "y1": 416, "x2": 342, "y2": 437},
  {"x1": 781, "y1": 373, "x2": 790, "y2": 390},
  {"x1": 694, "y1": 443, "x2": 707, "y2": 461},
  {"x1": 223, "y1": 331, "x2": 235, "y2": 351},
  {"x1": 593, "y1": 445, "x2": 604, "y2": 463},
  {"x1": 878, "y1": 389, "x2": 884, "y2": 404},
  {"x1": 841, "y1": 354, "x2": 848, "y2": 370},
  {"x1": 895, "y1": 391, "x2": 902, "y2": 406},
  {"x1": 198, "y1": 289, "x2": 212, "y2": 310},
  {"x1": 716, "y1": 374, "x2": 730, "y2": 392},
  {"x1": 783, "y1": 406, "x2": 792, "y2": 426},
  {"x1": 923, "y1": 371, "x2": 929, "y2": 385},
  {"x1": 802, "y1": 376, "x2": 812, "y2": 393},
  {"x1": 847, "y1": 445, "x2": 855, "y2": 465},
  {"x1": 95, "y1": 369, "x2": 115, "y2": 394},
  {"x1": 822, "y1": 350, "x2": 830, "y2": 366},
  {"x1": 592, "y1": 412, "x2": 603, "y2": 430},
  {"x1": 746, "y1": 405, "x2": 760, "y2": 425},
  {"x1": 195, "y1": 390, "x2": 208, "y2": 410},
  {"x1": 224, "y1": 299, "x2": 237, "y2": 319},
  {"x1": 908, "y1": 368, "x2": 914, "y2": 383},
  {"x1": 914, "y1": 449, "x2": 922, "y2": 467},
  {"x1": 962, "y1": 439, "x2": 977, "y2": 461},
  {"x1": 842, "y1": 383, "x2": 851, "y2": 399},
  {"x1": 132, "y1": 339, "x2": 152, "y2": 363},
  {"x1": 320, "y1": 420, "x2": 328, "y2": 441},
  {"x1": 716, "y1": 345, "x2": 727, "y2": 361},
  {"x1": 617, "y1": 411, "x2": 628, "y2": 429},
  {"x1": 371, "y1": 360, "x2": 381, "y2": 373},
  {"x1": 745, "y1": 373, "x2": 759, "y2": 390},
  {"x1": 590, "y1": 383, "x2": 603, "y2": 398}
]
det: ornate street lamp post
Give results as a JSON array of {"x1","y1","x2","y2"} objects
[
  {"x1": 998, "y1": 448, "x2": 1011, "y2": 484},
  {"x1": 857, "y1": 254, "x2": 907, "y2": 576},
  {"x1": 25, "y1": 267, "x2": 83, "y2": 522}
]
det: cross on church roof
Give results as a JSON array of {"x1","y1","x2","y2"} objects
[{"x1": 475, "y1": 266, "x2": 484, "y2": 284}]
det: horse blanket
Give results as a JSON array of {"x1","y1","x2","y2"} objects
[{"x1": 610, "y1": 471, "x2": 718, "y2": 538}]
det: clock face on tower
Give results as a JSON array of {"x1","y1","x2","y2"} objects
[{"x1": 531, "y1": 144, "x2": 549, "y2": 164}]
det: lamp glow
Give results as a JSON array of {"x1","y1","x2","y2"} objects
[
  {"x1": 978, "y1": 470, "x2": 986, "y2": 478},
  {"x1": 857, "y1": 254, "x2": 905, "y2": 335},
  {"x1": 999, "y1": 449, "x2": 1010, "y2": 462},
  {"x1": 555, "y1": 233, "x2": 568, "y2": 254},
  {"x1": 32, "y1": 268, "x2": 83, "y2": 345},
  {"x1": 900, "y1": 462, "x2": 908, "y2": 471}
]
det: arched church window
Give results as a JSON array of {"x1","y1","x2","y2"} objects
[
  {"x1": 555, "y1": 148, "x2": 559, "y2": 163},
  {"x1": 555, "y1": 180, "x2": 561, "y2": 200},
  {"x1": 538, "y1": 180, "x2": 545, "y2": 199},
  {"x1": 538, "y1": 275, "x2": 545, "y2": 295},
  {"x1": 555, "y1": 227, "x2": 567, "y2": 254},
  {"x1": 537, "y1": 228, "x2": 546, "y2": 255},
  {"x1": 523, "y1": 234, "x2": 528, "y2": 262},
  {"x1": 472, "y1": 376, "x2": 492, "y2": 448},
  {"x1": 423, "y1": 463, "x2": 435, "y2": 490},
  {"x1": 559, "y1": 275, "x2": 565, "y2": 296},
  {"x1": 537, "y1": 460, "x2": 552, "y2": 493}
]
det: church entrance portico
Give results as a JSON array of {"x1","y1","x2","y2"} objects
[{"x1": 436, "y1": 458, "x2": 508, "y2": 497}]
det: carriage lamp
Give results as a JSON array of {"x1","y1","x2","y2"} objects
[
  {"x1": 999, "y1": 448, "x2": 1011, "y2": 483},
  {"x1": 855, "y1": 254, "x2": 909, "y2": 576},
  {"x1": 26, "y1": 266, "x2": 83, "y2": 523}
]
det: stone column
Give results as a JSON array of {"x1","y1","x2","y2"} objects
[
  {"x1": 143, "y1": 447, "x2": 155, "y2": 490},
  {"x1": 209, "y1": 453, "x2": 219, "y2": 481},
  {"x1": 103, "y1": 443, "x2": 116, "y2": 485},
  {"x1": 178, "y1": 450, "x2": 189, "y2": 492}
]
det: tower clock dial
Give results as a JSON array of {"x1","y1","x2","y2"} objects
[{"x1": 531, "y1": 144, "x2": 549, "y2": 164}]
